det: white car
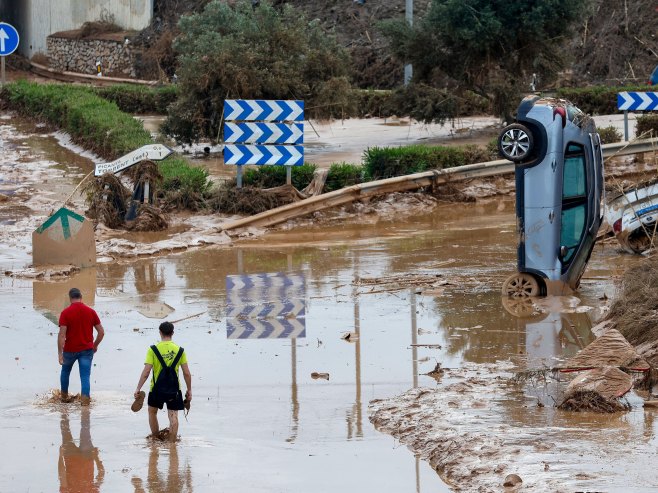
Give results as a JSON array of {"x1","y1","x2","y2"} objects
[{"x1": 605, "y1": 180, "x2": 658, "y2": 254}]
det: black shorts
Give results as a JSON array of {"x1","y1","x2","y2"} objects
[{"x1": 148, "y1": 390, "x2": 184, "y2": 411}]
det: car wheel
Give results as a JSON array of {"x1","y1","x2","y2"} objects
[
  {"x1": 501, "y1": 272, "x2": 540, "y2": 298},
  {"x1": 498, "y1": 124, "x2": 534, "y2": 162}
]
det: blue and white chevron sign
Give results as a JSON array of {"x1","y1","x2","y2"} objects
[
  {"x1": 226, "y1": 299, "x2": 306, "y2": 319},
  {"x1": 224, "y1": 144, "x2": 303, "y2": 166},
  {"x1": 227, "y1": 318, "x2": 306, "y2": 340},
  {"x1": 226, "y1": 272, "x2": 305, "y2": 305},
  {"x1": 224, "y1": 100, "x2": 304, "y2": 122},
  {"x1": 224, "y1": 122, "x2": 304, "y2": 145},
  {"x1": 617, "y1": 91, "x2": 658, "y2": 111}
]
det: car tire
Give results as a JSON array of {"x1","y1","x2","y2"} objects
[
  {"x1": 498, "y1": 123, "x2": 534, "y2": 162},
  {"x1": 501, "y1": 272, "x2": 540, "y2": 298}
]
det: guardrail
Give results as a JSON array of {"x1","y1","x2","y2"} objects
[{"x1": 220, "y1": 137, "x2": 658, "y2": 232}]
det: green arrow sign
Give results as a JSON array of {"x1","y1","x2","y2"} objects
[{"x1": 35, "y1": 208, "x2": 85, "y2": 240}]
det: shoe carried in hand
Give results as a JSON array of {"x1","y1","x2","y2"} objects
[{"x1": 131, "y1": 391, "x2": 145, "y2": 412}]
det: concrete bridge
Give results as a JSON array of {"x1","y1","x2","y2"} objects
[{"x1": 0, "y1": 0, "x2": 153, "y2": 58}]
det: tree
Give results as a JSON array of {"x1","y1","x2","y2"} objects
[
  {"x1": 163, "y1": 0, "x2": 352, "y2": 143},
  {"x1": 381, "y1": 0, "x2": 589, "y2": 118}
]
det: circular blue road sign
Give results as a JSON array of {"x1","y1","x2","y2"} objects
[{"x1": 0, "y1": 22, "x2": 20, "y2": 56}]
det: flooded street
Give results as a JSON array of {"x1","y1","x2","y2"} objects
[{"x1": 0, "y1": 112, "x2": 654, "y2": 492}]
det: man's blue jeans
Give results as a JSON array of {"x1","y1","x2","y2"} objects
[{"x1": 61, "y1": 349, "x2": 94, "y2": 397}]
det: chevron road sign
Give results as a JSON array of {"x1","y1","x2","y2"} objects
[
  {"x1": 227, "y1": 318, "x2": 306, "y2": 339},
  {"x1": 224, "y1": 122, "x2": 304, "y2": 145},
  {"x1": 617, "y1": 91, "x2": 658, "y2": 111},
  {"x1": 224, "y1": 144, "x2": 304, "y2": 166},
  {"x1": 227, "y1": 300, "x2": 306, "y2": 319},
  {"x1": 224, "y1": 99, "x2": 304, "y2": 122},
  {"x1": 226, "y1": 272, "x2": 306, "y2": 304},
  {"x1": 95, "y1": 144, "x2": 173, "y2": 176},
  {"x1": 226, "y1": 272, "x2": 306, "y2": 339}
]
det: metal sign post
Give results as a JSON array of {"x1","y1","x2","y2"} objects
[{"x1": 0, "y1": 22, "x2": 20, "y2": 86}]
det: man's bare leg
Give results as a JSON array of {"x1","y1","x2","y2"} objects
[
  {"x1": 148, "y1": 406, "x2": 159, "y2": 436},
  {"x1": 168, "y1": 410, "x2": 179, "y2": 442}
]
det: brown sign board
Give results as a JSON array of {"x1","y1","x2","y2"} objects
[{"x1": 32, "y1": 208, "x2": 96, "y2": 268}]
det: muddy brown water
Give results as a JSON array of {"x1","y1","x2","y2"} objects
[{"x1": 0, "y1": 113, "x2": 651, "y2": 492}]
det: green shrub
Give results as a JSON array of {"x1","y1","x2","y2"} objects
[
  {"x1": 363, "y1": 144, "x2": 492, "y2": 180},
  {"x1": 94, "y1": 84, "x2": 178, "y2": 114},
  {"x1": 325, "y1": 163, "x2": 363, "y2": 192},
  {"x1": 636, "y1": 115, "x2": 658, "y2": 138},
  {"x1": 556, "y1": 86, "x2": 650, "y2": 115},
  {"x1": 597, "y1": 125, "x2": 623, "y2": 144},
  {"x1": 241, "y1": 164, "x2": 317, "y2": 190}
]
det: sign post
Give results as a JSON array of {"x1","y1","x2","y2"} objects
[
  {"x1": 0, "y1": 22, "x2": 20, "y2": 86},
  {"x1": 617, "y1": 91, "x2": 658, "y2": 140}
]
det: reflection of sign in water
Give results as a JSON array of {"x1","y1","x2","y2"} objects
[
  {"x1": 33, "y1": 268, "x2": 97, "y2": 325},
  {"x1": 226, "y1": 272, "x2": 306, "y2": 339},
  {"x1": 32, "y1": 208, "x2": 96, "y2": 268}
]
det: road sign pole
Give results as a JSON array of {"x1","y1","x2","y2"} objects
[
  {"x1": 286, "y1": 166, "x2": 292, "y2": 186},
  {"x1": 1, "y1": 56, "x2": 5, "y2": 86},
  {"x1": 237, "y1": 165, "x2": 243, "y2": 189},
  {"x1": 404, "y1": 0, "x2": 413, "y2": 86},
  {"x1": 144, "y1": 180, "x2": 150, "y2": 204},
  {"x1": 624, "y1": 110, "x2": 629, "y2": 141}
]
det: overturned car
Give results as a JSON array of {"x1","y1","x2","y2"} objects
[
  {"x1": 499, "y1": 96, "x2": 604, "y2": 297},
  {"x1": 605, "y1": 179, "x2": 658, "y2": 254}
]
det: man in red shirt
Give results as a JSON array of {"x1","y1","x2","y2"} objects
[{"x1": 58, "y1": 288, "x2": 105, "y2": 405}]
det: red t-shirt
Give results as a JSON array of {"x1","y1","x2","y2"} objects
[{"x1": 59, "y1": 302, "x2": 101, "y2": 352}]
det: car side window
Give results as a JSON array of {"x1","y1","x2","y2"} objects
[{"x1": 560, "y1": 144, "x2": 587, "y2": 264}]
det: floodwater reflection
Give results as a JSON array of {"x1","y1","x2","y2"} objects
[
  {"x1": 59, "y1": 409, "x2": 104, "y2": 493},
  {"x1": 131, "y1": 444, "x2": 192, "y2": 493}
]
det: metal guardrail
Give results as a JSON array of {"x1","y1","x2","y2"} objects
[{"x1": 220, "y1": 137, "x2": 658, "y2": 232}]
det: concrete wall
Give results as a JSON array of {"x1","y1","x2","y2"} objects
[{"x1": 0, "y1": 0, "x2": 153, "y2": 59}]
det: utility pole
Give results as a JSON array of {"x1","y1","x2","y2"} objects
[{"x1": 404, "y1": 0, "x2": 413, "y2": 86}]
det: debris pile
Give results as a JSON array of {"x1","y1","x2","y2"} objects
[
  {"x1": 557, "y1": 367, "x2": 632, "y2": 413},
  {"x1": 206, "y1": 184, "x2": 304, "y2": 215}
]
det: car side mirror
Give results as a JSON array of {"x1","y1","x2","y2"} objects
[{"x1": 559, "y1": 245, "x2": 568, "y2": 259}]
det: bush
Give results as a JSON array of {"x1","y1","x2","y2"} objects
[
  {"x1": 241, "y1": 164, "x2": 317, "y2": 190},
  {"x1": 597, "y1": 125, "x2": 623, "y2": 144},
  {"x1": 325, "y1": 163, "x2": 363, "y2": 192},
  {"x1": 363, "y1": 144, "x2": 492, "y2": 180},
  {"x1": 167, "y1": 0, "x2": 352, "y2": 142},
  {"x1": 94, "y1": 84, "x2": 178, "y2": 114},
  {"x1": 636, "y1": 114, "x2": 658, "y2": 138},
  {"x1": 1, "y1": 81, "x2": 209, "y2": 208},
  {"x1": 556, "y1": 85, "x2": 650, "y2": 115}
]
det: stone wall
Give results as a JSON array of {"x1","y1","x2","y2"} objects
[{"x1": 47, "y1": 35, "x2": 136, "y2": 77}]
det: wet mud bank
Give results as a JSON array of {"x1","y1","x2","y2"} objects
[{"x1": 369, "y1": 360, "x2": 658, "y2": 492}]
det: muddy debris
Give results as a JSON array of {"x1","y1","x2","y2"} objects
[
  {"x1": 503, "y1": 473, "x2": 523, "y2": 487},
  {"x1": 207, "y1": 184, "x2": 304, "y2": 216},
  {"x1": 84, "y1": 172, "x2": 130, "y2": 229},
  {"x1": 311, "y1": 372, "x2": 330, "y2": 381},
  {"x1": 557, "y1": 367, "x2": 633, "y2": 413},
  {"x1": 340, "y1": 332, "x2": 358, "y2": 342},
  {"x1": 424, "y1": 362, "x2": 445, "y2": 380},
  {"x1": 125, "y1": 203, "x2": 169, "y2": 232}
]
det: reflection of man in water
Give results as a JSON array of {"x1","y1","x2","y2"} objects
[
  {"x1": 131, "y1": 444, "x2": 192, "y2": 493},
  {"x1": 58, "y1": 409, "x2": 104, "y2": 493}
]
